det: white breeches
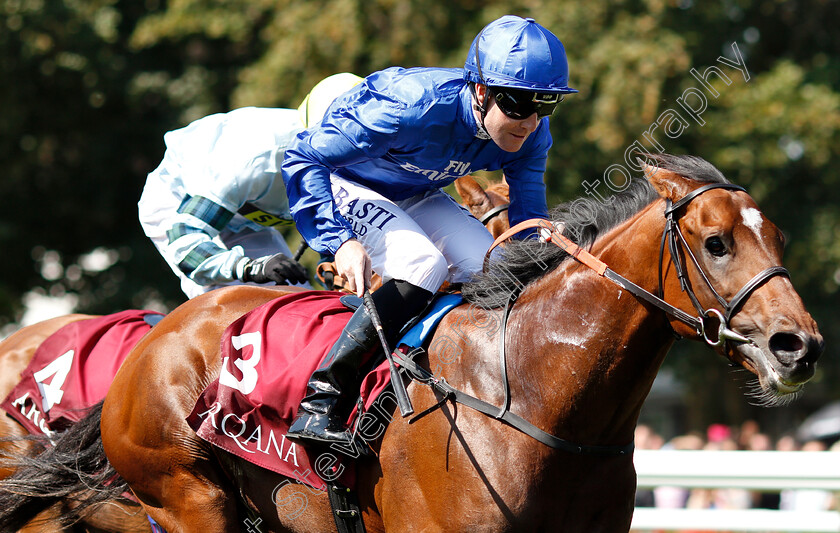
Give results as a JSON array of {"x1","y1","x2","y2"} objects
[{"x1": 330, "y1": 175, "x2": 494, "y2": 293}]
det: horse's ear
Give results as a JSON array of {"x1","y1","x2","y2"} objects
[
  {"x1": 640, "y1": 159, "x2": 695, "y2": 202},
  {"x1": 454, "y1": 175, "x2": 489, "y2": 209}
]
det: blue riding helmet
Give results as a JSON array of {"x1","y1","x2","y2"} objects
[{"x1": 463, "y1": 15, "x2": 577, "y2": 95}]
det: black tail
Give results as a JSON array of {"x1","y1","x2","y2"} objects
[{"x1": 0, "y1": 401, "x2": 131, "y2": 530}]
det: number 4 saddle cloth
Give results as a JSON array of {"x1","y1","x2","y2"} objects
[{"x1": 1, "y1": 310, "x2": 164, "y2": 440}]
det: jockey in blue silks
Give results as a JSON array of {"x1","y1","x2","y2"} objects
[{"x1": 282, "y1": 15, "x2": 578, "y2": 444}]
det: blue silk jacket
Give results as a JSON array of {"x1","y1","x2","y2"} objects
[{"x1": 281, "y1": 66, "x2": 553, "y2": 254}]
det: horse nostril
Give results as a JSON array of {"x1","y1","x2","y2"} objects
[
  {"x1": 769, "y1": 332, "x2": 804, "y2": 366},
  {"x1": 769, "y1": 332, "x2": 802, "y2": 354},
  {"x1": 769, "y1": 331, "x2": 822, "y2": 367}
]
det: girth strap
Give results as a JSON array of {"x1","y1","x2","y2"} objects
[
  {"x1": 327, "y1": 483, "x2": 366, "y2": 533},
  {"x1": 495, "y1": 292, "x2": 515, "y2": 418}
]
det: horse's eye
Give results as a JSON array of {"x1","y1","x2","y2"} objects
[{"x1": 705, "y1": 236, "x2": 727, "y2": 257}]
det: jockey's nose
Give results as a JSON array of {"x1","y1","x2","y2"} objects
[{"x1": 522, "y1": 113, "x2": 539, "y2": 132}]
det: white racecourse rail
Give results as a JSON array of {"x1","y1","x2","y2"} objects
[{"x1": 631, "y1": 450, "x2": 840, "y2": 532}]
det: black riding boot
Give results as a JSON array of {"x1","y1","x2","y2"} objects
[
  {"x1": 287, "y1": 279, "x2": 433, "y2": 444},
  {"x1": 286, "y1": 304, "x2": 376, "y2": 443}
]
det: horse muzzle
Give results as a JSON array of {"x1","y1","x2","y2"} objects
[{"x1": 739, "y1": 326, "x2": 823, "y2": 393}]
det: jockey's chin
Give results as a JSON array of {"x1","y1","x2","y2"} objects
[{"x1": 484, "y1": 108, "x2": 540, "y2": 153}]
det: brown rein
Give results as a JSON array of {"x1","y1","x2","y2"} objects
[
  {"x1": 385, "y1": 184, "x2": 787, "y2": 456},
  {"x1": 484, "y1": 183, "x2": 789, "y2": 348}
]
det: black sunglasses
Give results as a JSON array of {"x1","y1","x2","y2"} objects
[{"x1": 491, "y1": 87, "x2": 563, "y2": 120}]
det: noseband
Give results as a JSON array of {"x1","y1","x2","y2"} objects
[
  {"x1": 392, "y1": 183, "x2": 789, "y2": 456},
  {"x1": 478, "y1": 202, "x2": 510, "y2": 225},
  {"x1": 657, "y1": 183, "x2": 789, "y2": 347}
]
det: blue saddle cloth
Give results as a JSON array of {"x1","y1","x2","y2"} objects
[
  {"x1": 339, "y1": 292, "x2": 464, "y2": 349},
  {"x1": 398, "y1": 293, "x2": 463, "y2": 348}
]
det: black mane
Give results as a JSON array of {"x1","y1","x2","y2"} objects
[{"x1": 461, "y1": 153, "x2": 730, "y2": 308}]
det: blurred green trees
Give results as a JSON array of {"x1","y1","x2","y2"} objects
[{"x1": 1, "y1": 0, "x2": 837, "y2": 431}]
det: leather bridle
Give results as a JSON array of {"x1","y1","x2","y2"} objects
[
  {"x1": 657, "y1": 183, "x2": 789, "y2": 346},
  {"x1": 388, "y1": 183, "x2": 789, "y2": 456},
  {"x1": 488, "y1": 182, "x2": 790, "y2": 349},
  {"x1": 477, "y1": 202, "x2": 509, "y2": 225}
]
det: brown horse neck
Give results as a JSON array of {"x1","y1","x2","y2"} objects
[{"x1": 503, "y1": 198, "x2": 677, "y2": 447}]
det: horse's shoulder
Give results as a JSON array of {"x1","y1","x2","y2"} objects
[{"x1": 427, "y1": 301, "x2": 501, "y2": 362}]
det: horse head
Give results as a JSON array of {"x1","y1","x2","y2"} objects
[{"x1": 643, "y1": 154, "x2": 823, "y2": 404}]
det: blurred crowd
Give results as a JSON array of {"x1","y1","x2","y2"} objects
[{"x1": 634, "y1": 421, "x2": 839, "y2": 516}]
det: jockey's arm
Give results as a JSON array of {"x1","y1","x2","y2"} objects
[
  {"x1": 281, "y1": 93, "x2": 402, "y2": 293},
  {"x1": 160, "y1": 195, "x2": 251, "y2": 286},
  {"x1": 153, "y1": 108, "x2": 305, "y2": 288}
]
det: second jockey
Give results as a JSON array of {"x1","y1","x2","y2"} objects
[{"x1": 138, "y1": 73, "x2": 363, "y2": 298}]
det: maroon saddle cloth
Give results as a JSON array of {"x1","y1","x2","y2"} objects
[
  {"x1": 1, "y1": 310, "x2": 164, "y2": 438},
  {"x1": 187, "y1": 290, "x2": 396, "y2": 491}
]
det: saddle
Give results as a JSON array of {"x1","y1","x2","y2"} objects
[{"x1": 186, "y1": 290, "x2": 462, "y2": 492}]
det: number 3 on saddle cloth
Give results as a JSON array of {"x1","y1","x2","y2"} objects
[
  {"x1": 1, "y1": 310, "x2": 165, "y2": 439},
  {"x1": 186, "y1": 290, "x2": 462, "y2": 492}
]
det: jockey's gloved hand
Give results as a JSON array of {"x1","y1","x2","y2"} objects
[{"x1": 238, "y1": 253, "x2": 308, "y2": 285}]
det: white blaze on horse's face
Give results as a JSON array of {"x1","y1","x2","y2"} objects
[{"x1": 741, "y1": 207, "x2": 764, "y2": 239}]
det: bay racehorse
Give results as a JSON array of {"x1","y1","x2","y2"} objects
[
  {"x1": 0, "y1": 153, "x2": 824, "y2": 532},
  {"x1": 0, "y1": 178, "x2": 510, "y2": 532}
]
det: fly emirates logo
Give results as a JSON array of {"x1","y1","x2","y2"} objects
[{"x1": 400, "y1": 160, "x2": 474, "y2": 182}]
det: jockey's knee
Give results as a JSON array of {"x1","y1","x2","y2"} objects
[
  {"x1": 448, "y1": 254, "x2": 485, "y2": 282},
  {"x1": 397, "y1": 248, "x2": 448, "y2": 293}
]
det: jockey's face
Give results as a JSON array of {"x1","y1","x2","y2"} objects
[{"x1": 474, "y1": 84, "x2": 540, "y2": 153}]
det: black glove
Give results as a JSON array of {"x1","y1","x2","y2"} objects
[{"x1": 239, "y1": 253, "x2": 308, "y2": 285}]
